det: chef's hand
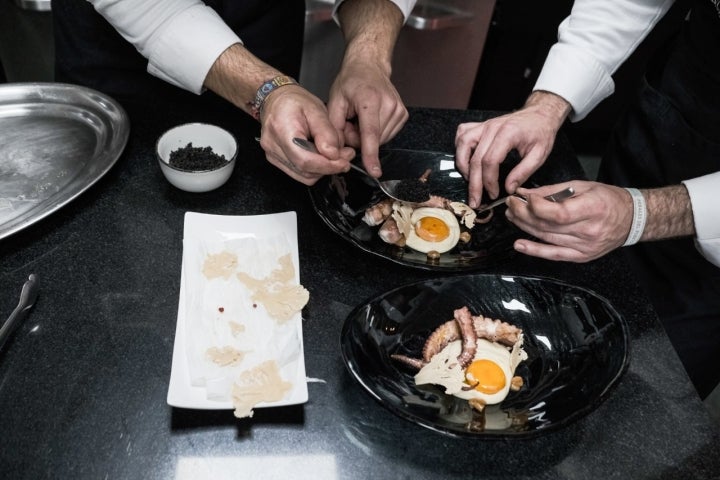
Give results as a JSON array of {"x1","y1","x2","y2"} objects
[
  {"x1": 330, "y1": 0, "x2": 408, "y2": 177},
  {"x1": 327, "y1": 59, "x2": 407, "y2": 178},
  {"x1": 506, "y1": 181, "x2": 634, "y2": 263},
  {"x1": 203, "y1": 43, "x2": 355, "y2": 185},
  {"x1": 258, "y1": 84, "x2": 356, "y2": 185},
  {"x1": 454, "y1": 91, "x2": 572, "y2": 208}
]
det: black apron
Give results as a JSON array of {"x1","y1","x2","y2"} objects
[
  {"x1": 599, "y1": 0, "x2": 720, "y2": 398},
  {"x1": 51, "y1": 0, "x2": 305, "y2": 125}
]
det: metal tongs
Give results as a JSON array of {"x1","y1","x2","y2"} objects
[
  {"x1": 0, "y1": 274, "x2": 39, "y2": 352},
  {"x1": 474, "y1": 186, "x2": 575, "y2": 214}
]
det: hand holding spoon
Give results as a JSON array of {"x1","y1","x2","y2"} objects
[{"x1": 292, "y1": 137, "x2": 430, "y2": 203}]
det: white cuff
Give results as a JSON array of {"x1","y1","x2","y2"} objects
[
  {"x1": 332, "y1": 0, "x2": 415, "y2": 25},
  {"x1": 533, "y1": 43, "x2": 615, "y2": 122},
  {"x1": 145, "y1": 5, "x2": 242, "y2": 94},
  {"x1": 682, "y1": 172, "x2": 720, "y2": 267}
]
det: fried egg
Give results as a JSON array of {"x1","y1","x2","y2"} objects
[
  {"x1": 414, "y1": 335, "x2": 526, "y2": 406},
  {"x1": 401, "y1": 207, "x2": 460, "y2": 254}
]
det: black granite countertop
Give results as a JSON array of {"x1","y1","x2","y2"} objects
[{"x1": 1, "y1": 105, "x2": 718, "y2": 479}]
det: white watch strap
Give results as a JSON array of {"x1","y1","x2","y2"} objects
[{"x1": 623, "y1": 188, "x2": 647, "y2": 246}]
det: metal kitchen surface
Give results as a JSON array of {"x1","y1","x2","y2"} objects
[{"x1": 0, "y1": 82, "x2": 129, "y2": 240}]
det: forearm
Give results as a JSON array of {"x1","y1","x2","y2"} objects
[
  {"x1": 336, "y1": 0, "x2": 405, "y2": 75},
  {"x1": 523, "y1": 90, "x2": 573, "y2": 132},
  {"x1": 203, "y1": 43, "x2": 285, "y2": 116},
  {"x1": 640, "y1": 185, "x2": 695, "y2": 241},
  {"x1": 91, "y1": 0, "x2": 241, "y2": 94}
]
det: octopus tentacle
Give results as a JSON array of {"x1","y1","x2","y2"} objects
[
  {"x1": 390, "y1": 354, "x2": 425, "y2": 371},
  {"x1": 474, "y1": 209, "x2": 494, "y2": 224},
  {"x1": 421, "y1": 319, "x2": 459, "y2": 362},
  {"x1": 399, "y1": 309, "x2": 522, "y2": 371},
  {"x1": 462, "y1": 379, "x2": 479, "y2": 391},
  {"x1": 454, "y1": 307, "x2": 478, "y2": 368},
  {"x1": 472, "y1": 314, "x2": 523, "y2": 346}
]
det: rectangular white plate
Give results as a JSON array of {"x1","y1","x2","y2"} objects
[{"x1": 167, "y1": 211, "x2": 308, "y2": 410}]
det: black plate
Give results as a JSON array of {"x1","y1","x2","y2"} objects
[
  {"x1": 340, "y1": 274, "x2": 630, "y2": 438},
  {"x1": 308, "y1": 149, "x2": 531, "y2": 271}
]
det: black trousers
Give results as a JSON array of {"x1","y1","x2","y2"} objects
[
  {"x1": 51, "y1": 0, "x2": 305, "y2": 125},
  {"x1": 599, "y1": 38, "x2": 720, "y2": 399}
]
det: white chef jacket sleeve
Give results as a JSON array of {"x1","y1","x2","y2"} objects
[
  {"x1": 533, "y1": 0, "x2": 675, "y2": 121},
  {"x1": 682, "y1": 172, "x2": 720, "y2": 267},
  {"x1": 332, "y1": 0, "x2": 416, "y2": 24},
  {"x1": 89, "y1": 0, "x2": 241, "y2": 94}
]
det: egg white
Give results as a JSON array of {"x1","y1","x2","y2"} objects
[
  {"x1": 414, "y1": 335, "x2": 526, "y2": 406},
  {"x1": 453, "y1": 339, "x2": 515, "y2": 404},
  {"x1": 404, "y1": 207, "x2": 460, "y2": 254}
]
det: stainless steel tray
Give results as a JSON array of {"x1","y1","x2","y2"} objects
[{"x1": 0, "y1": 83, "x2": 129, "y2": 240}]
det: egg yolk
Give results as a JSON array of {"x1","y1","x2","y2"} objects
[
  {"x1": 465, "y1": 359, "x2": 506, "y2": 394},
  {"x1": 414, "y1": 216, "x2": 450, "y2": 242}
]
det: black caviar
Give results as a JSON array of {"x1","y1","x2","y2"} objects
[
  {"x1": 169, "y1": 143, "x2": 227, "y2": 171},
  {"x1": 394, "y1": 179, "x2": 431, "y2": 203}
]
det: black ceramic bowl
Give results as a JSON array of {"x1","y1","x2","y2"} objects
[{"x1": 340, "y1": 273, "x2": 630, "y2": 438}]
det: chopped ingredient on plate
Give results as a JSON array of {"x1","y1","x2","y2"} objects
[
  {"x1": 202, "y1": 251, "x2": 238, "y2": 279},
  {"x1": 206, "y1": 346, "x2": 246, "y2": 367},
  {"x1": 231, "y1": 360, "x2": 293, "y2": 418},
  {"x1": 237, "y1": 253, "x2": 310, "y2": 323}
]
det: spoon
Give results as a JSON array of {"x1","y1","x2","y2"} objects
[
  {"x1": 291, "y1": 137, "x2": 430, "y2": 203},
  {"x1": 474, "y1": 186, "x2": 575, "y2": 214}
]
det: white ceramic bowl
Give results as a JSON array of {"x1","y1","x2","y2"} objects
[{"x1": 156, "y1": 123, "x2": 238, "y2": 192}]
